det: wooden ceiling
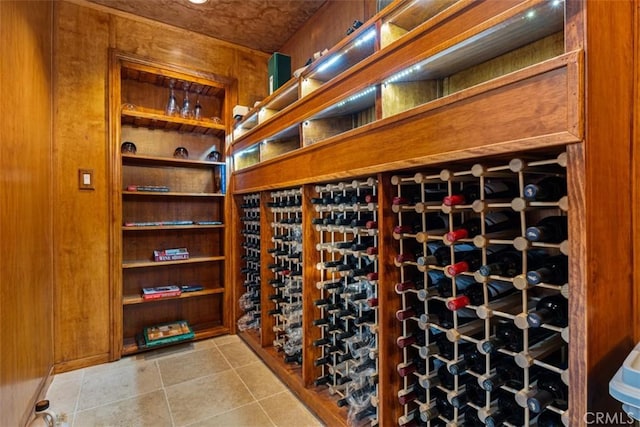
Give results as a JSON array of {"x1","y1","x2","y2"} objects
[{"x1": 87, "y1": 0, "x2": 328, "y2": 53}]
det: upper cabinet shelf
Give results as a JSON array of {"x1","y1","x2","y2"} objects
[
  {"x1": 120, "y1": 61, "x2": 228, "y2": 138},
  {"x1": 231, "y1": 0, "x2": 570, "y2": 173}
]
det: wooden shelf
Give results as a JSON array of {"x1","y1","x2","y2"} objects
[
  {"x1": 121, "y1": 108, "x2": 225, "y2": 136},
  {"x1": 122, "y1": 154, "x2": 224, "y2": 168},
  {"x1": 122, "y1": 255, "x2": 225, "y2": 269},
  {"x1": 123, "y1": 288, "x2": 225, "y2": 305},
  {"x1": 122, "y1": 224, "x2": 224, "y2": 231},
  {"x1": 122, "y1": 191, "x2": 225, "y2": 197}
]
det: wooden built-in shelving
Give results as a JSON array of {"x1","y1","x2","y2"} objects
[{"x1": 110, "y1": 50, "x2": 236, "y2": 357}]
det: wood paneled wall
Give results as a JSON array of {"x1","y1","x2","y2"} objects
[
  {"x1": 0, "y1": 2, "x2": 54, "y2": 426},
  {"x1": 279, "y1": 0, "x2": 377, "y2": 70},
  {"x1": 53, "y1": 0, "x2": 269, "y2": 371}
]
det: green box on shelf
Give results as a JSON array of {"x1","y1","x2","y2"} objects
[
  {"x1": 143, "y1": 320, "x2": 195, "y2": 347},
  {"x1": 268, "y1": 52, "x2": 291, "y2": 95}
]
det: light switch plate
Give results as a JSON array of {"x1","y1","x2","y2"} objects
[{"x1": 79, "y1": 169, "x2": 94, "y2": 190}]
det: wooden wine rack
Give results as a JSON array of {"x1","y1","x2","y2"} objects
[
  {"x1": 311, "y1": 178, "x2": 380, "y2": 425},
  {"x1": 391, "y1": 153, "x2": 569, "y2": 426},
  {"x1": 230, "y1": 1, "x2": 634, "y2": 426},
  {"x1": 237, "y1": 194, "x2": 261, "y2": 334}
]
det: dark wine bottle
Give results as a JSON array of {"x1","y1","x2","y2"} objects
[
  {"x1": 535, "y1": 408, "x2": 566, "y2": 426},
  {"x1": 484, "y1": 390, "x2": 525, "y2": 427},
  {"x1": 527, "y1": 294, "x2": 568, "y2": 328},
  {"x1": 446, "y1": 280, "x2": 515, "y2": 311},
  {"x1": 397, "y1": 358, "x2": 427, "y2": 377},
  {"x1": 448, "y1": 348, "x2": 503, "y2": 376},
  {"x1": 525, "y1": 215, "x2": 568, "y2": 242},
  {"x1": 526, "y1": 370, "x2": 568, "y2": 413},
  {"x1": 526, "y1": 254, "x2": 568, "y2": 285},
  {"x1": 445, "y1": 212, "x2": 518, "y2": 243},
  {"x1": 396, "y1": 332, "x2": 426, "y2": 349},
  {"x1": 396, "y1": 304, "x2": 425, "y2": 321},
  {"x1": 480, "y1": 319, "x2": 554, "y2": 354},
  {"x1": 523, "y1": 175, "x2": 566, "y2": 201},
  {"x1": 443, "y1": 179, "x2": 518, "y2": 206},
  {"x1": 478, "y1": 249, "x2": 547, "y2": 278},
  {"x1": 449, "y1": 381, "x2": 486, "y2": 409}
]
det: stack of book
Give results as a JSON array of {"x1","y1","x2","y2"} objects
[
  {"x1": 141, "y1": 285, "x2": 181, "y2": 300},
  {"x1": 138, "y1": 320, "x2": 195, "y2": 349}
]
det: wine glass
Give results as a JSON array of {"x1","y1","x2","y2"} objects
[
  {"x1": 180, "y1": 82, "x2": 192, "y2": 119},
  {"x1": 194, "y1": 87, "x2": 203, "y2": 120},
  {"x1": 165, "y1": 79, "x2": 178, "y2": 116}
]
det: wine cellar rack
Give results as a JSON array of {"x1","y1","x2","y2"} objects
[
  {"x1": 267, "y1": 188, "x2": 304, "y2": 364},
  {"x1": 311, "y1": 178, "x2": 380, "y2": 425},
  {"x1": 229, "y1": 1, "x2": 634, "y2": 425},
  {"x1": 392, "y1": 153, "x2": 569, "y2": 426},
  {"x1": 237, "y1": 193, "x2": 261, "y2": 332}
]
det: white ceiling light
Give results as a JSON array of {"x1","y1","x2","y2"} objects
[{"x1": 188, "y1": 0, "x2": 208, "y2": 4}]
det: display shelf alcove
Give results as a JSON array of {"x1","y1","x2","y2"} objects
[{"x1": 109, "y1": 50, "x2": 236, "y2": 356}]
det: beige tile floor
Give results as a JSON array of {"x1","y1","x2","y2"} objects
[{"x1": 46, "y1": 335, "x2": 324, "y2": 427}]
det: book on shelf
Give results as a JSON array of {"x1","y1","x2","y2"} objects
[
  {"x1": 195, "y1": 220, "x2": 223, "y2": 225},
  {"x1": 153, "y1": 248, "x2": 189, "y2": 261},
  {"x1": 127, "y1": 185, "x2": 170, "y2": 192},
  {"x1": 180, "y1": 284, "x2": 204, "y2": 293},
  {"x1": 124, "y1": 220, "x2": 195, "y2": 227},
  {"x1": 143, "y1": 320, "x2": 195, "y2": 347},
  {"x1": 141, "y1": 285, "x2": 182, "y2": 299}
]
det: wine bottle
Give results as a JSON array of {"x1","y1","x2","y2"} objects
[
  {"x1": 526, "y1": 254, "x2": 568, "y2": 285},
  {"x1": 398, "y1": 383, "x2": 426, "y2": 405},
  {"x1": 535, "y1": 408, "x2": 566, "y2": 426},
  {"x1": 480, "y1": 358, "x2": 541, "y2": 392},
  {"x1": 443, "y1": 179, "x2": 518, "y2": 206},
  {"x1": 397, "y1": 332, "x2": 426, "y2": 349},
  {"x1": 397, "y1": 358, "x2": 427, "y2": 377},
  {"x1": 446, "y1": 280, "x2": 515, "y2": 311},
  {"x1": 396, "y1": 304, "x2": 425, "y2": 321},
  {"x1": 527, "y1": 294, "x2": 568, "y2": 328},
  {"x1": 480, "y1": 319, "x2": 554, "y2": 354},
  {"x1": 448, "y1": 348, "x2": 503, "y2": 376},
  {"x1": 478, "y1": 248, "x2": 547, "y2": 278},
  {"x1": 525, "y1": 215, "x2": 568, "y2": 242},
  {"x1": 526, "y1": 370, "x2": 568, "y2": 413},
  {"x1": 483, "y1": 390, "x2": 525, "y2": 427},
  {"x1": 523, "y1": 175, "x2": 566, "y2": 201},
  {"x1": 445, "y1": 249, "x2": 488, "y2": 277},
  {"x1": 449, "y1": 382, "x2": 487, "y2": 410},
  {"x1": 464, "y1": 408, "x2": 487, "y2": 427},
  {"x1": 445, "y1": 212, "x2": 518, "y2": 244}
]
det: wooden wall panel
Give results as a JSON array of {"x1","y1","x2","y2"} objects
[
  {"x1": 111, "y1": 10, "x2": 269, "y2": 108},
  {"x1": 279, "y1": 0, "x2": 377, "y2": 70},
  {"x1": 53, "y1": 1, "x2": 271, "y2": 371},
  {"x1": 0, "y1": 2, "x2": 54, "y2": 426},
  {"x1": 53, "y1": 1, "x2": 112, "y2": 370},
  {"x1": 580, "y1": 0, "x2": 636, "y2": 418}
]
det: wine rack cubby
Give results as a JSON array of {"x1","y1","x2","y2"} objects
[{"x1": 392, "y1": 153, "x2": 569, "y2": 426}]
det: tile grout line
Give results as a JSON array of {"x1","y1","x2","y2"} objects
[
  {"x1": 214, "y1": 340, "x2": 280, "y2": 426},
  {"x1": 157, "y1": 359, "x2": 178, "y2": 427}
]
